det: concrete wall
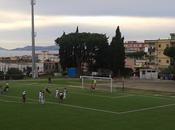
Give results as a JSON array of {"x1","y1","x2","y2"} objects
[{"x1": 140, "y1": 69, "x2": 158, "y2": 79}]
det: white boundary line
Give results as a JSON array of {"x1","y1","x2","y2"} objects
[
  {"x1": 1, "y1": 95, "x2": 175, "y2": 115},
  {"x1": 0, "y1": 96, "x2": 120, "y2": 115},
  {"x1": 136, "y1": 94, "x2": 175, "y2": 101},
  {"x1": 118, "y1": 103, "x2": 175, "y2": 114},
  {"x1": 47, "y1": 101, "x2": 121, "y2": 114}
]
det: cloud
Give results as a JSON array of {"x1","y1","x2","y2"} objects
[
  {"x1": 1, "y1": 10, "x2": 175, "y2": 31},
  {"x1": 0, "y1": 0, "x2": 175, "y2": 17},
  {"x1": 1, "y1": 8, "x2": 175, "y2": 49},
  {"x1": 31, "y1": 0, "x2": 175, "y2": 17}
]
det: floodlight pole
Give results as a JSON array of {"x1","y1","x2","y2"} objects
[{"x1": 31, "y1": 0, "x2": 37, "y2": 79}]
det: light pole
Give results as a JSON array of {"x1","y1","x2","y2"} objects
[{"x1": 31, "y1": 0, "x2": 37, "y2": 79}]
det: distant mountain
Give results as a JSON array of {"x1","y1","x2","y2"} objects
[
  {"x1": 0, "y1": 47, "x2": 7, "y2": 51},
  {"x1": 11, "y1": 45, "x2": 59, "y2": 51}
]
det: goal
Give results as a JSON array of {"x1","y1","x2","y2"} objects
[{"x1": 80, "y1": 76, "x2": 113, "y2": 92}]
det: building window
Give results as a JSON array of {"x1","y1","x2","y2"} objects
[
  {"x1": 166, "y1": 60, "x2": 169, "y2": 63},
  {"x1": 142, "y1": 71, "x2": 145, "y2": 75},
  {"x1": 159, "y1": 60, "x2": 161, "y2": 63},
  {"x1": 159, "y1": 44, "x2": 161, "y2": 48},
  {"x1": 166, "y1": 44, "x2": 169, "y2": 48}
]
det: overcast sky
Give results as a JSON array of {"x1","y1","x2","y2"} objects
[{"x1": 0, "y1": 0, "x2": 175, "y2": 49}]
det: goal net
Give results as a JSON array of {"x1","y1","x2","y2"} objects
[{"x1": 80, "y1": 76, "x2": 113, "y2": 92}]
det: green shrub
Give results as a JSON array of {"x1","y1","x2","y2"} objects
[
  {"x1": 0, "y1": 71, "x2": 4, "y2": 80},
  {"x1": 6, "y1": 68, "x2": 24, "y2": 80}
]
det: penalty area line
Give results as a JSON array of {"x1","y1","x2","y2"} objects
[
  {"x1": 0, "y1": 96, "x2": 121, "y2": 115},
  {"x1": 118, "y1": 103, "x2": 175, "y2": 114},
  {"x1": 1, "y1": 95, "x2": 175, "y2": 115}
]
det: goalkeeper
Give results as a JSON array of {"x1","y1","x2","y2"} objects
[{"x1": 91, "y1": 79, "x2": 96, "y2": 90}]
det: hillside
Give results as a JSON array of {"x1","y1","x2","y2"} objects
[
  {"x1": 11, "y1": 45, "x2": 59, "y2": 51},
  {"x1": 0, "y1": 47, "x2": 7, "y2": 50}
]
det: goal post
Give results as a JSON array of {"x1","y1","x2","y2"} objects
[{"x1": 80, "y1": 76, "x2": 113, "y2": 92}]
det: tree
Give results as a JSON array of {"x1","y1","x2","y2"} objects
[
  {"x1": 55, "y1": 28, "x2": 109, "y2": 75},
  {"x1": 164, "y1": 47, "x2": 175, "y2": 65},
  {"x1": 6, "y1": 68, "x2": 24, "y2": 80},
  {"x1": 26, "y1": 66, "x2": 32, "y2": 76},
  {"x1": 76, "y1": 26, "x2": 79, "y2": 33},
  {"x1": 109, "y1": 26, "x2": 125, "y2": 77},
  {"x1": 0, "y1": 71, "x2": 4, "y2": 80},
  {"x1": 164, "y1": 47, "x2": 175, "y2": 73}
]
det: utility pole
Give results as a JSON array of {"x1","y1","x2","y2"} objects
[{"x1": 31, "y1": 0, "x2": 37, "y2": 79}]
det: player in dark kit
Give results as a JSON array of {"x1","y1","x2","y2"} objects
[
  {"x1": 0, "y1": 85, "x2": 3, "y2": 95},
  {"x1": 45, "y1": 87, "x2": 51, "y2": 94},
  {"x1": 3, "y1": 82, "x2": 9, "y2": 93},
  {"x1": 22, "y1": 91, "x2": 26, "y2": 103},
  {"x1": 48, "y1": 77, "x2": 52, "y2": 84},
  {"x1": 59, "y1": 91, "x2": 64, "y2": 103}
]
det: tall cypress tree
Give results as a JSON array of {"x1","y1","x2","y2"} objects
[
  {"x1": 76, "y1": 26, "x2": 79, "y2": 33},
  {"x1": 109, "y1": 26, "x2": 125, "y2": 77}
]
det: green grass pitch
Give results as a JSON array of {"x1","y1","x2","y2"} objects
[{"x1": 0, "y1": 78, "x2": 175, "y2": 130}]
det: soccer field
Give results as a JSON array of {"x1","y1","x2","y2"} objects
[{"x1": 1, "y1": 78, "x2": 175, "y2": 130}]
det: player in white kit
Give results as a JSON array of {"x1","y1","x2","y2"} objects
[
  {"x1": 22, "y1": 91, "x2": 26, "y2": 103},
  {"x1": 39, "y1": 90, "x2": 45, "y2": 104},
  {"x1": 39, "y1": 90, "x2": 42, "y2": 103},
  {"x1": 63, "y1": 88, "x2": 67, "y2": 99},
  {"x1": 41, "y1": 91, "x2": 45, "y2": 104},
  {"x1": 55, "y1": 89, "x2": 59, "y2": 98}
]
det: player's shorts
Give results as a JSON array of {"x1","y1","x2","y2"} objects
[
  {"x1": 91, "y1": 86, "x2": 95, "y2": 90},
  {"x1": 22, "y1": 96, "x2": 26, "y2": 100},
  {"x1": 60, "y1": 95, "x2": 63, "y2": 100}
]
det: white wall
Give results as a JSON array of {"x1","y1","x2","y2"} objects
[
  {"x1": 0, "y1": 62, "x2": 44, "y2": 73},
  {"x1": 140, "y1": 69, "x2": 158, "y2": 79}
]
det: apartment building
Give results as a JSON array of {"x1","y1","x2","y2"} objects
[
  {"x1": 124, "y1": 41, "x2": 148, "y2": 53},
  {"x1": 145, "y1": 33, "x2": 175, "y2": 70},
  {"x1": 144, "y1": 40, "x2": 157, "y2": 69},
  {"x1": 156, "y1": 39, "x2": 171, "y2": 69},
  {"x1": 0, "y1": 51, "x2": 60, "y2": 74}
]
